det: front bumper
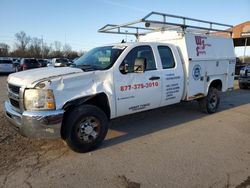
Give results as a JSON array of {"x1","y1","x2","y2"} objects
[
  {"x1": 4, "y1": 100, "x2": 64, "y2": 139},
  {"x1": 0, "y1": 69, "x2": 15, "y2": 73},
  {"x1": 239, "y1": 77, "x2": 250, "y2": 84}
]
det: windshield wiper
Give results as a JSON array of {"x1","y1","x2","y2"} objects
[{"x1": 76, "y1": 64, "x2": 103, "y2": 71}]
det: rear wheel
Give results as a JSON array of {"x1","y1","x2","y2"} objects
[
  {"x1": 64, "y1": 104, "x2": 108, "y2": 153},
  {"x1": 198, "y1": 87, "x2": 220, "y2": 114}
]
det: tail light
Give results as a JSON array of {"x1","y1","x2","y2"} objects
[{"x1": 23, "y1": 64, "x2": 28, "y2": 70}]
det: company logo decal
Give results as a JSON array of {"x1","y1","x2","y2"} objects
[
  {"x1": 192, "y1": 64, "x2": 202, "y2": 80},
  {"x1": 195, "y1": 36, "x2": 211, "y2": 56}
]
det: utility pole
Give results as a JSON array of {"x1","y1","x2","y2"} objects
[
  {"x1": 243, "y1": 38, "x2": 248, "y2": 63},
  {"x1": 41, "y1": 35, "x2": 44, "y2": 59},
  {"x1": 125, "y1": 30, "x2": 128, "y2": 42},
  {"x1": 64, "y1": 33, "x2": 66, "y2": 46},
  {"x1": 64, "y1": 33, "x2": 66, "y2": 58}
]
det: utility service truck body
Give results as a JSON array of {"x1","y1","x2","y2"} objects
[
  {"x1": 139, "y1": 31, "x2": 235, "y2": 100},
  {"x1": 4, "y1": 12, "x2": 236, "y2": 152}
]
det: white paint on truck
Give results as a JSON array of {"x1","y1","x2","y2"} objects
[{"x1": 4, "y1": 30, "x2": 236, "y2": 152}]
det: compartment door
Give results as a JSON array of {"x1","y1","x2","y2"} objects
[
  {"x1": 227, "y1": 59, "x2": 236, "y2": 89},
  {"x1": 187, "y1": 61, "x2": 206, "y2": 99}
]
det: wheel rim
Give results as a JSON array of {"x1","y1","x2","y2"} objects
[
  {"x1": 76, "y1": 116, "x2": 101, "y2": 143},
  {"x1": 208, "y1": 94, "x2": 218, "y2": 110}
]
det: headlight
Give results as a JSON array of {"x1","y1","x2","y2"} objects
[
  {"x1": 24, "y1": 89, "x2": 56, "y2": 110},
  {"x1": 240, "y1": 69, "x2": 245, "y2": 76}
]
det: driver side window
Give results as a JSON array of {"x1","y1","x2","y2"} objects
[{"x1": 120, "y1": 45, "x2": 156, "y2": 74}]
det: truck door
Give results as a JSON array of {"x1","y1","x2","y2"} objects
[
  {"x1": 157, "y1": 45, "x2": 184, "y2": 106},
  {"x1": 114, "y1": 45, "x2": 162, "y2": 117}
]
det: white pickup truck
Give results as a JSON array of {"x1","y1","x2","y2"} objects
[{"x1": 4, "y1": 12, "x2": 236, "y2": 152}]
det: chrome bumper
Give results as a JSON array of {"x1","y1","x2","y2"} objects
[
  {"x1": 239, "y1": 77, "x2": 250, "y2": 84},
  {"x1": 4, "y1": 100, "x2": 64, "y2": 139}
]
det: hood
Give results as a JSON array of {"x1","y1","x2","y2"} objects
[{"x1": 8, "y1": 67, "x2": 83, "y2": 87}]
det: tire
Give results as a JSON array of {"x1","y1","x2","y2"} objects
[
  {"x1": 64, "y1": 104, "x2": 109, "y2": 153},
  {"x1": 239, "y1": 82, "x2": 247, "y2": 89},
  {"x1": 198, "y1": 87, "x2": 220, "y2": 114}
]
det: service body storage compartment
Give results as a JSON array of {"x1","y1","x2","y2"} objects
[{"x1": 139, "y1": 31, "x2": 236, "y2": 101}]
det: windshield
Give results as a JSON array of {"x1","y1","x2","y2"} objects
[
  {"x1": 25, "y1": 59, "x2": 39, "y2": 64},
  {"x1": 38, "y1": 59, "x2": 46, "y2": 63},
  {"x1": 0, "y1": 60, "x2": 12, "y2": 64},
  {"x1": 74, "y1": 45, "x2": 126, "y2": 70}
]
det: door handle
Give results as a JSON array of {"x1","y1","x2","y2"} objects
[{"x1": 149, "y1": 76, "x2": 160, "y2": 80}]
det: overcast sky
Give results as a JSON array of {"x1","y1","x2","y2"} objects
[{"x1": 0, "y1": 0, "x2": 249, "y2": 56}]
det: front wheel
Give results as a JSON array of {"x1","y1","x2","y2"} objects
[
  {"x1": 64, "y1": 104, "x2": 109, "y2": 153},
  {"x1": 239, "y1": 82, "x2": 247, "y2": 89},
  {"x1": 198, "y1": 88, "x2": 220, "y2": 114}
]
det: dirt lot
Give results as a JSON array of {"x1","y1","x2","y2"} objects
[{"x1": 0, "y1": 74, "x2": 250, "y2": 188}]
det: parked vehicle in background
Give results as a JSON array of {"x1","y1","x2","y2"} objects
[
  {"x1": 235, "y1": 63, "x2": 250, "y2": 75},
  {"x1": 12, "y1": 58, "x2": 18, "y2": 63},
  {"x1": 0, "y1": 59, "x2": 15, "y2": 73},
  {"x1": 13, "y1": 59, "x2": 21, "y2": 72},
  {"x1": 37, "y1": 59, "x2": 48, "y2": 67},
  {"x1": 51, "y1": 58, "x2": 70, "y2": 67},
  {"x1": 17, "y1": 58, "x2": 40, "y2": 71},
  {"x1": 238, "y1": 65, "x2": 250, "y2": 89},
  {"x1": 46, "y1": 59, "x2": 53, "y2": 67}
]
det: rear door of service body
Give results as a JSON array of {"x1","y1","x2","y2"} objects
[
  {"x1": 114, "y1": 45, "x2": 162, "y2": 117},
  {"x1": 157, "y1": 45, "x2": 184, "y2": 106}
]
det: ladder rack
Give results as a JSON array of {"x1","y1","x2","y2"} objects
[{"x1": 98, "y1": 11, "x2": 233, "y2": 38}]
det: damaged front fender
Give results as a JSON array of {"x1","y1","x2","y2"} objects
[{"x1": 36, "y1": 70, "x2": 116, "y2": 119}]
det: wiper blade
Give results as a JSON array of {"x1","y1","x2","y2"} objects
[{"x1": 77, "y1": 64, "x2": 103, "y2": 71}]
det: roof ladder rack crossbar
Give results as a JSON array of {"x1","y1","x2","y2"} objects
[
  {"x1": 98, "y1": 11, "x2": 233, "y2": 37},
  {"x1": 142, "y1": 11, "x2": 233, "y2": 34},
  {"x1": 99, "y1": 23, "x2": 154, "y2": 36},
  {"x1": 98, "y1": 19, "x2": 155, "y2": 38}
]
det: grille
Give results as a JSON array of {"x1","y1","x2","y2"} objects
[
  {"x1": 10, "y1": 98, "x2": 20, "y2": 109},
  {"x1": 8, "y1": 84, "x2": 20, "y2": 94}
]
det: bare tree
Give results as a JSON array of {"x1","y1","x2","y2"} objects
[
  {"x1": 42, "y1": 43, "x2": 51, "y2": 58},
  {"x1": 15, "y1": 31, "x2": 31, "y2": 51},
  {"x1": 63, "y1": 43, "x2": 72, "y2": 57},
  {"x1": 78, "y1": 50, "x2": 85, "y2": 57},
  {"x1": 49, "y1": 41, "x2": 63, "y2": 58},
  {"x1": 5, "y1": 32, "x2": 84, "y2": 58},
  {"x1": 0, "y1": 43, "x2": 10, "y2": 56},
  {"x1": 29, "y1": 37, "x2": 42, "y2": 58},
  {"x1": 54, "y1": 41, "x2": 62, "y2": 51}
]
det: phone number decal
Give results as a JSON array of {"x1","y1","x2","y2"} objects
[{"x1": 120, "y1": 82, "x2": 159, "y2": 91}]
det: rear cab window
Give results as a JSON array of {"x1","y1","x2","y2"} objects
[{"x1": 157, "y1": 46, "x2": 175, "y2": 69}]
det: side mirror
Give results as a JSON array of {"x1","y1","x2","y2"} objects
[
  {"x1": 134, "y1": 58, "x2": 146, "y2": 73},
  {"x1": 120, "y1": 63, "x2": 129, "y2": 74}
]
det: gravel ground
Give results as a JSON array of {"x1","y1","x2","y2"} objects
[{"x1": 0, "y1": 74, "x2": 250, "y2": 188}]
